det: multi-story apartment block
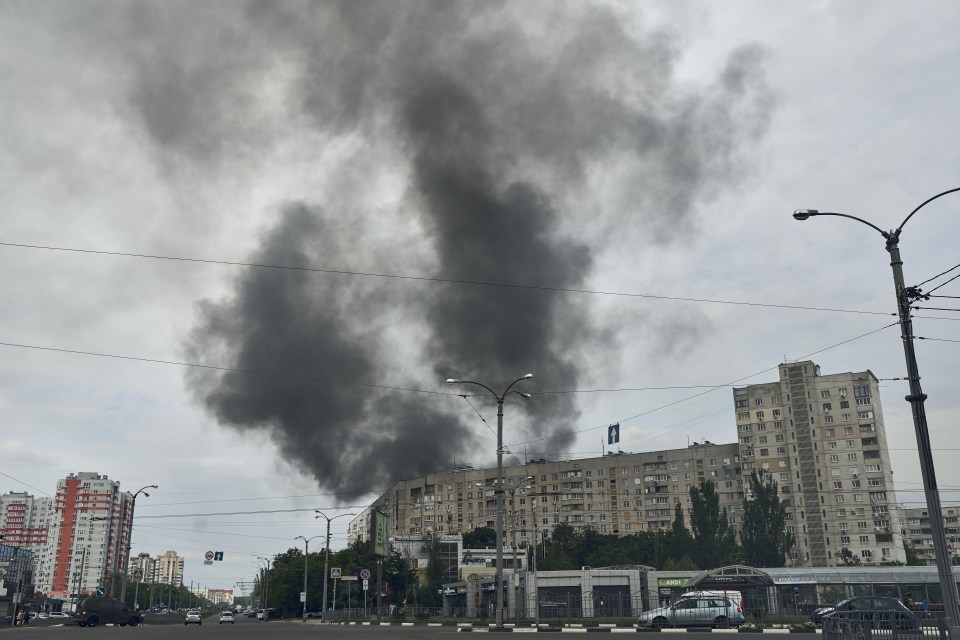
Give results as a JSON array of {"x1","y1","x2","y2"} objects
[
  {"x1": 901, "y1": 506, "x2": 960, "y2": 565},
  {"x1": 352, "y1": 361, "x2": 908, "y2": 569},
  {"x1": 47, "y1": 472, "x2": 135, "y2": 598},
  {"x1": 1, "y1": 473, "x2": 138, "y2": 596},
  {"x1": 733, "y1": 361, "x2": 905, "y2": 566},
  {"x1": 152, "y1": 550, "x2": 184, "y2": 585},
  {"x1": 350, "y1": 442, "x2": 744, "y2": 549}
]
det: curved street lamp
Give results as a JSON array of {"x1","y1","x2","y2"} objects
[
  {"x1": 446, "y1": 373, "x2": 533, "y2": 628},
  {"x1": 295, "y1": 534, "x2": 324, "y2": 622},
  {"x1": 120, "y1": 484, "x2": 157, "y2": 604},
  {"x1": 255, "y1": 556, "x2": 272, "y2": 612},
  {"x1": 314, "y1": 511, "x2": 356, "y2": 622},
  {"x1": 792, "y1": 187, "x2": 960, "y2": 633}
]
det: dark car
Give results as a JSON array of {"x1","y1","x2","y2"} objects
[
  {"x1": 821, "y1": 596, "x2": 919, "y2": 630},
  {"x1": 73, "y1": 597, "x2": 142, "y2": 627}
]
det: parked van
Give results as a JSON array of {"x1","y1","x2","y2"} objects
[{"x1": 72, "y1": 597, "x2": 142, "y2": 627}]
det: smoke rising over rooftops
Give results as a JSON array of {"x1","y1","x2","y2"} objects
[{"x1": 142, "y1": 1, "x2": 777, "y2": 500}]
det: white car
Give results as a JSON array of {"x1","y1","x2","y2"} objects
[
  {"x1": 219, "y1": 611, "x2": 235, "y2": 624},
  {"x1": 48, "y1": 612, "x2": 71, "y2": 619},
  {"x1": 184, "y1": 610, "x2": 203, "y2": 625}
]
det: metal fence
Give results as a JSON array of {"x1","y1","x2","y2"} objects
[{"x1": 823, "y1": 611, "x2": 949, "y2": 640}]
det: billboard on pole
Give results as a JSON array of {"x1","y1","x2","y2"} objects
[{"x1": 371, "y1": 511, "x2": 389, "y2": 557}]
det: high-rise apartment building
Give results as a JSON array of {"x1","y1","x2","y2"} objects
[
  {"x1": 732, "y1": 361, "x2": 905, "y2": 566},
  {"x1": 1, "y1": 473, "x2": 137, "y2": 596},
  {"x1": 47, "y1": 472, "x2": 135, "y2": 597},
  {"x1": 152, "y1": 550, "x2": 184, "y2": 585}
]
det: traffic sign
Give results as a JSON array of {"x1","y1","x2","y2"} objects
[
  {"x1": 214, "y1": 551, "x2": 224, "y2": 561},
  {"x1": 331, "y1": 567, "x2": 342, "y2": 578},
  {"x1": 359, "y1": 568, "x2": 371, "y2": 580},
  {"x1": 204, "y1": 550, "x2": 214, "y2": 561},
  {"x1": 362, "y1": 579, "x2": 369, "y2": 591},
  {"x1": 96, "y1": 586, "x2": 106, "y2": 597},
  {"x1": 341, "y1": 576, "x2": 357, "y2": 582},
  {"x1": 133, "y1": 569, "x2": 143, "y2": 579}
]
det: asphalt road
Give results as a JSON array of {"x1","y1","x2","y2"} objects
[{"x1": 0, "y1": 617, "x2": 471, "y2": 639}]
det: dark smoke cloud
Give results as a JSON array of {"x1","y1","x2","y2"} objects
[{"x1": 111, "y1": 0, "x2": 775, "y2": 499}]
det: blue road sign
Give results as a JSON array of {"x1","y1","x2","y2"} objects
[
  {"x1": 214, "y1": 551, "x2": 224, "y2": 561},
  {"x1": 96, "y1": 586, "x2": 106, "y2": 597}
]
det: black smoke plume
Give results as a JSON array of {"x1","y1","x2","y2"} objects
[{"x1": 155, "y1": 1, "x2": 774, "y2": 500}]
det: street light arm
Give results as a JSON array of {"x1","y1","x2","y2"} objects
[
  {"x1": 896, "y1": 187, "x2": 960, "y2": 235},
  {"x1": 446, "y1": 378, "x2": 499, "y2": 399},
  {"x1": 793, "y1": 209, "x2": 890, "y2": 238},
  {"x1": 503, "y1": 373, "x2": 534, "y2": 396}
]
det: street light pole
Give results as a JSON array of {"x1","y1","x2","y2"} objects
[
  {"x1": 295, "y1": 534, "x2": 323, "y2": 623},
  {"x1": 507, "y1": 476, "x2": 534, "y2": 623},
  {"x1": 314, "y1": 511, "x2": 355, "y2": 623},
  {"x1": 447, "y1": 373, "x2": 533, "y2": 628},
  {"x1": 120, "y1": 485, "x2": 157, "y2": 605},
  {"x1": 793, "y1": 187, "x2": 960, "y2": 633}
]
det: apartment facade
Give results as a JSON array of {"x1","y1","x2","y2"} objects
[
  {"x1": 350, "y1": 442, "x2": 745, "y2": 550},
  {"x1": 152, "y1": 550, "x2": 185, "y2": 585},
  {"x1": 1, "y1": 473, "x2": 137, "y2": 596},
  {"x1": 733, "y1": 361, "x2": 905, "y2": 566},
  {"x1": 901, "y1": 506, "x2": 960, "y2": 565}
]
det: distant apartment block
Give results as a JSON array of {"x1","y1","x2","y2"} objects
[
  {"x1": 901, "y1": 506, "x2": 960, "y2": 565},
  {"x1": 350, "y1": 441, "x2": 745, "y2": 550}
]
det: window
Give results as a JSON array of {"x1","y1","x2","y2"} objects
[
  {"x1": 821, "y1": 390, "x2": 830, "y2": 398},
  {"x1": 772, "y1": 409, "x2": 781, "y2": 418},
  {"x1": 736, "y1": 399, "x2": 749, "y2": 408},
  {"x1": 831, "y1": 468, "x2": 841, "y2": 476},
  {"x1": 826, "y1": 428, "x2": 835, "y2": 437},
  {"x1": 829, "y1": 454, "x2": 840, "y2": 463},
  {"x1": 836, "y1": 495, "x2": 845, "y2": 503},
  {"x1": 777, "y1": 447, "x2": 786, "y2": 455},
  {"x1": 842, "y1": 413, "x2": 851, "y2": 422},
  {"x1": 757, "y1": 423, "x2": 767, "y2": 431},
  {"x1": 760, "y1": 449, "x2": 769, "y2": 457},
  {"x1": 738, "y1": 424, "x2": 751, "y2": 432},
  {"x1": 856, "y1": 397, "x2": 871, "y2": 406},
  {"x1": 839, "y1": 387, "x2": 847, "y2": 397},
  {"x1": 738, "y1": 412, "x2": 750, "y2": 420},
  {"x1": 833, "y1": 481, "x2": 843, "y2": 489},
  {"x1": 775, "y1": 434, "x2": 785, "y2": 442},
  {"x1": 860, "y1": 424, "x2": 876, "y2": 433},
  {"x1": 840, "y1": 400, "x2": 850, "y2": 409},
  {"x1": 756, "y1": 411, "x2": 765, "y2": 420},
  {"x1": 858, "y1": 411, "x2": 874, "y2": 419},
  {"x1": 758, "y1": 435, "x2": 768, "y2": 444},
  {"x1": 849, "y1": 467, "x2": 859, "y2": 476},
  {"x1": 824, "y1": 415, "x2": 834, "y2": 423},
  {"x1": 755, "y1": 398, "x2": 764, "y2": 406},
  {"x1": 854, "y1": 385, "x2": 870, "y2": 398},
  {"x1": 828, "y1": 441, "x2": 838, "y2": 449},
  {"x1": 865, "y1": 464, "x2": 881, "y2": 472}
]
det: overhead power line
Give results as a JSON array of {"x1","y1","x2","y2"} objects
[{"x1": 0, "y1": 240, "x2": 894, "y2": 317}]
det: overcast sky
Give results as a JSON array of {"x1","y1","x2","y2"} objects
[{"x1": 2, "y1": 0, "x2": 959, "y2": 593}]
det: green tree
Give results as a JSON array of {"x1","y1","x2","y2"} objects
[
  {"x1": 740, "y1": 471, "x2": 795, "y2": 567},
  {"x1": 462, "y1": 527, "x2": 497, "y2": 549},
  {"x1": 669, "y1": 502, "x2": 697, "y2": 567},
  {"x1": 903, "y1": 543, "x2": 924, "y2": 566},
  {"x1": 689, "y1": 479, "x2": 739, "y2": 568}
]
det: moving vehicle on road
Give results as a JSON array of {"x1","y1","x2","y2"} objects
[
  {"x1": 638, "y1": 593, "x2": 745, "y2": 629},
  {"x1": 184, "y1": 610, "x2": 203, "y2": 625},
  {"x1": 72, "y1": 597, "x2": 142, "y2": 628},
  {"x1": 219, "y1": 611, "x2": 235, "y2": 624}
]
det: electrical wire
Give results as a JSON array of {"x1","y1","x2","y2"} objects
[
  {"x1": 507, "y1": 321, "x2": 900, "y2": 448},
  {"x1": 0, "y1": 341, "x2": 457, "y2": 397},
  {"x1": 917, "y1": 337, "x2": 960, "y2": 344},
  {"x1": 0, "y1": 241, "x2": 896, "y2": 317},
  {"x1": 915, "y1": 263, "x2": 960, "y2": 288}
]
